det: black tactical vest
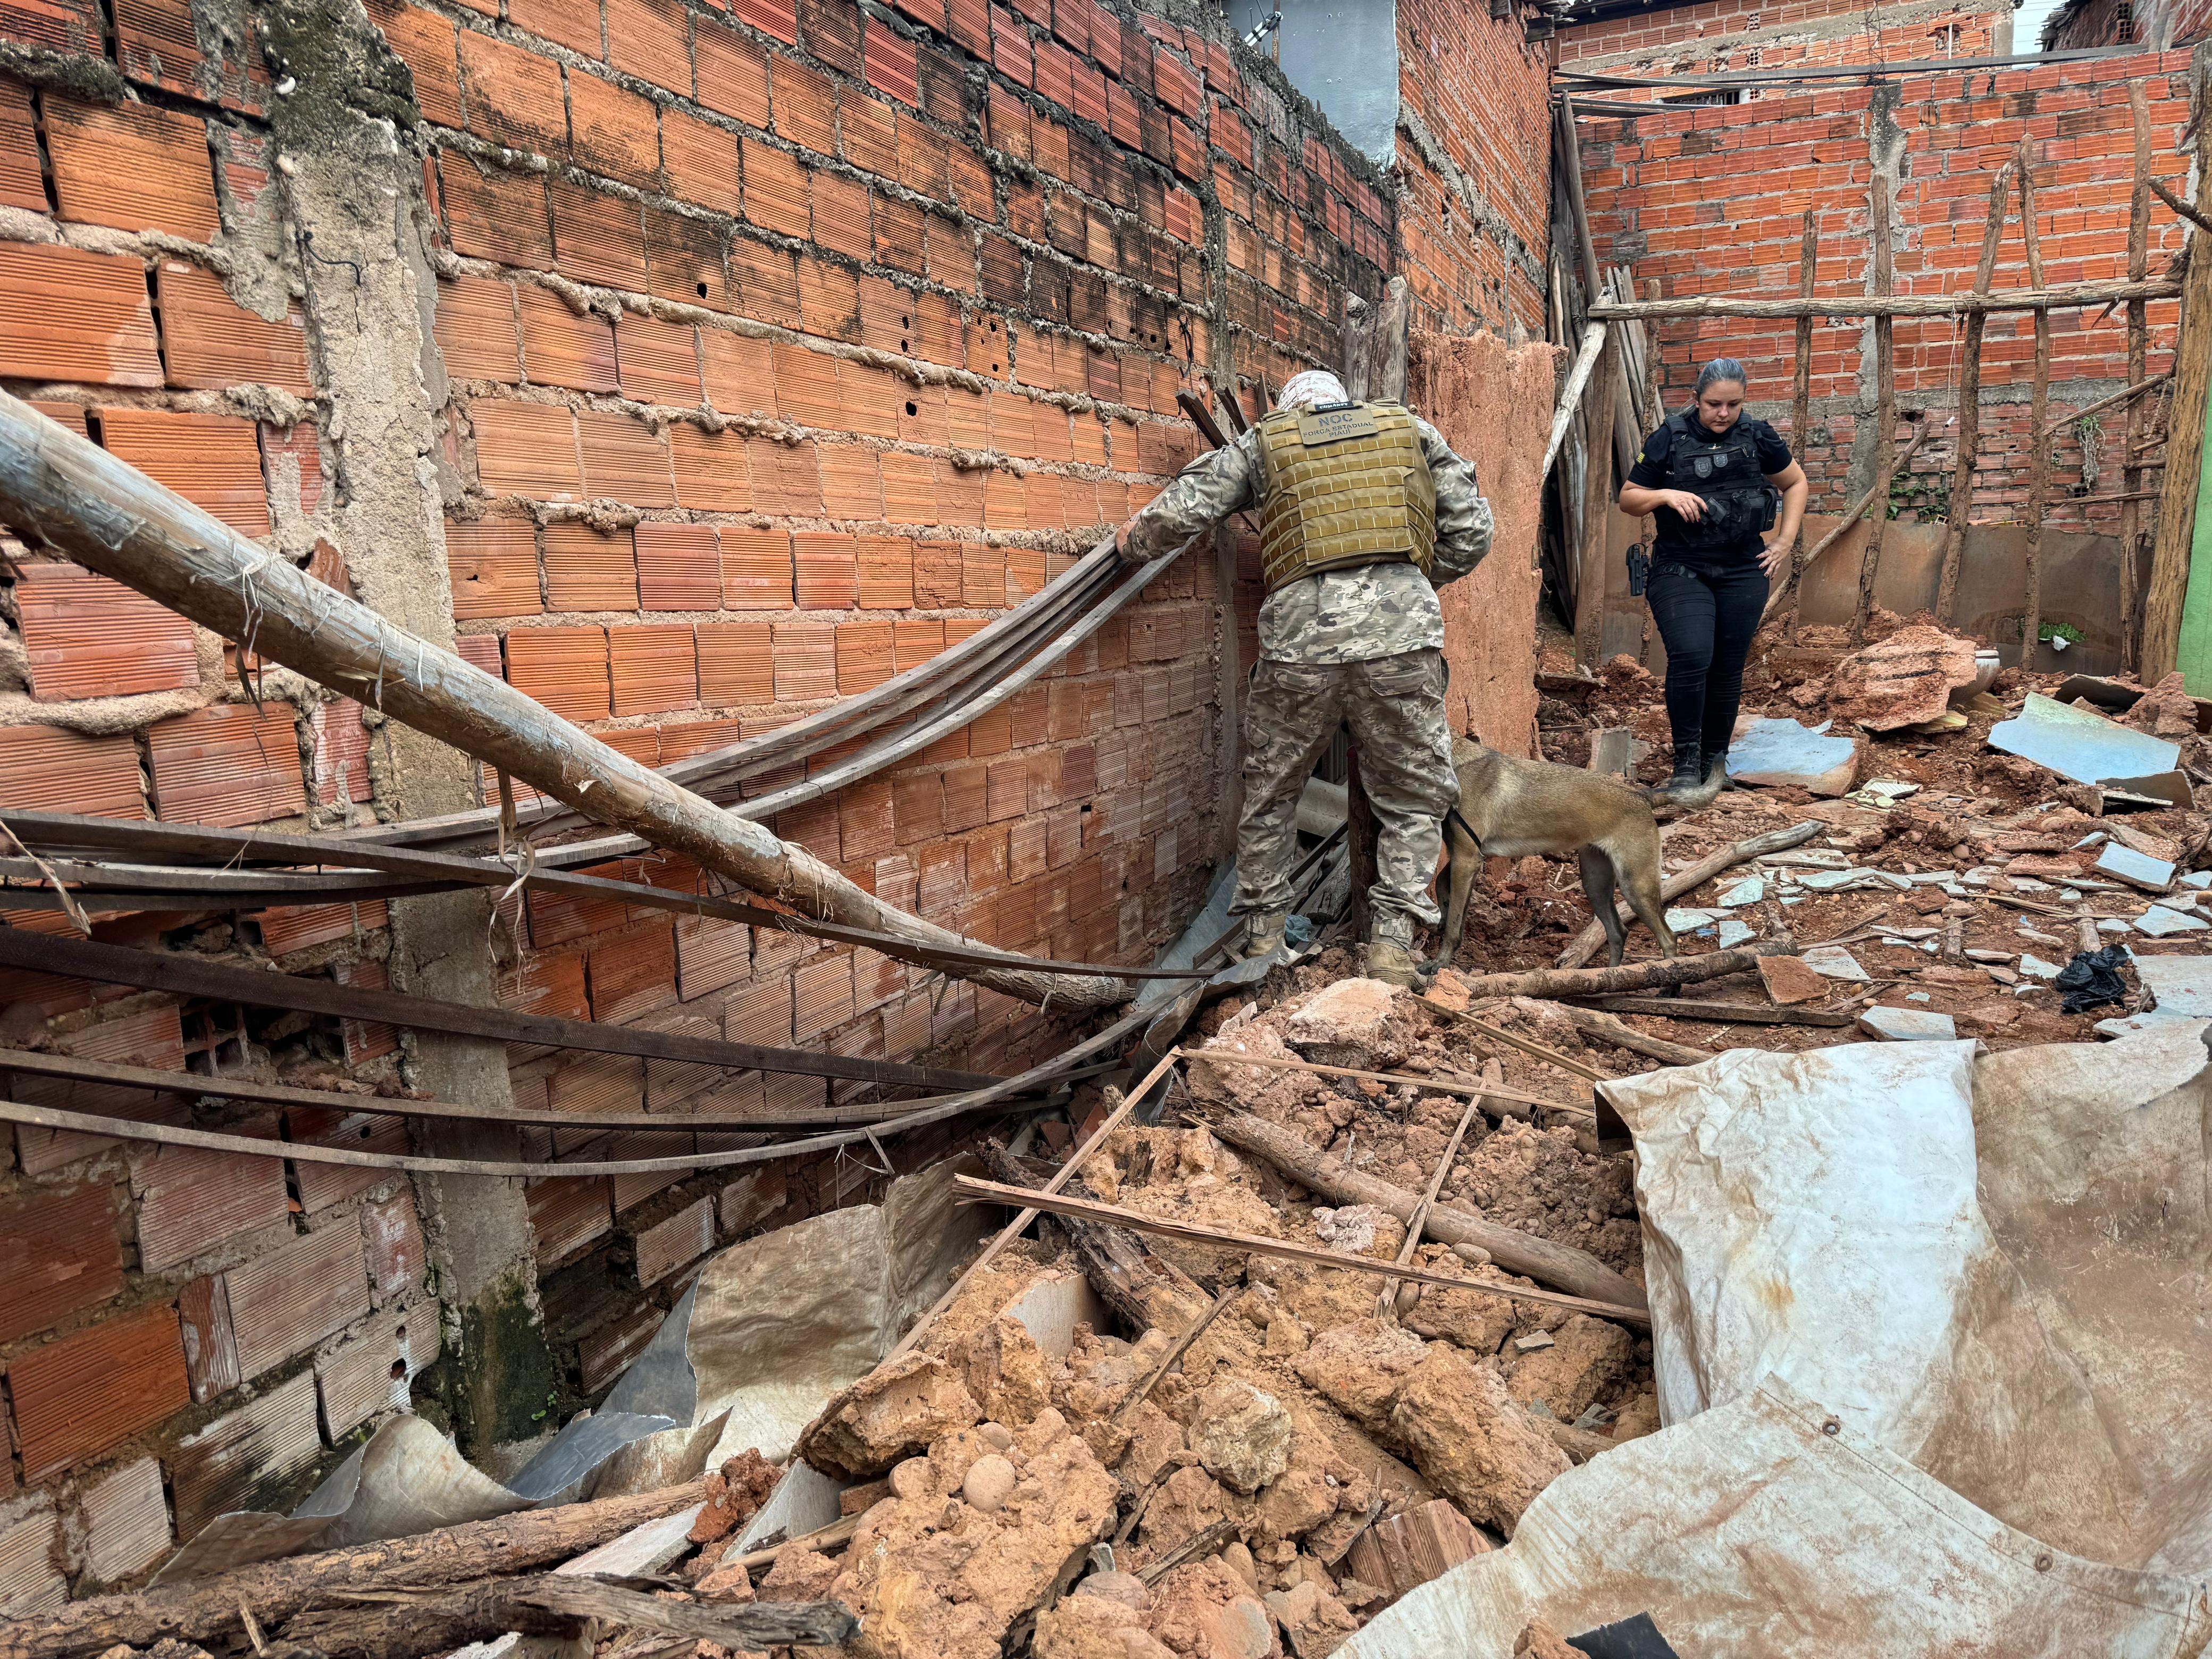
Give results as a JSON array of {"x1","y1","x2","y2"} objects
[{"x1": 1659, "y1": 411, "x2": 1778, "y2": 557}]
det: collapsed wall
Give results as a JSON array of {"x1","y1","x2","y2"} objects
[{"x1": 0, "y1": 0, "x2": 1395, "y2": 1601}]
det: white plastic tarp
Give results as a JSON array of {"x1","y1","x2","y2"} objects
[{"x1": 1342, "y1": 1025, "x2": 2212, "y2": 1656}]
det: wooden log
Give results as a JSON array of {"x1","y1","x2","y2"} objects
[
  {"x1": 2150, "y1": 174, "x2": 2212, "y2": 237},
  {"x1": 0, "y1": 391, "x2": 1124, "y2": 1013},
  {"x1": 2119, "y1": 84, "x2": 2152, "y2": 673},
  {"x1": 1559, "y1": 98, "x2": 1603, "y2": 306},
  {"x1": 1456, "y1": 942, "x2": 1790, "y2": 1003},
  {"x1": 1761, "y1": 422, "x2": 1931, "y2": 632},
  {"x1": 1199, "y1": 1111, "x2": 1649, "y2": 1312},
  {"x1": 1854, "y1": 177, "x2": 1900, "y2": 646},
  {"x1": 952, "y1": 1175, "x2": 1653, "y2": 1327},
  {"x1": 1784, "y1": 210, "x2": 1818, "y2": 642},
  {"x1": 1557, "y1": 821, "x2": 1824, "y2": 968},
  {"x1": 282, "y1": 1578, "x2": 853, "y2": 1659},
  {"x1": 1186, "y1": 1049, "x2": 1591, "y2": 1119},
  {"x1": 1573, "y1": 328, "x2": 1622, "y2": 666},
  {"x1": 1575, "y1": 994, "x2": 1855, "y2": 1027},
  {"x1": 2018, "y1": 147, "x2": 2054, "y2": 671},
  {"x1": 1934, "y1": 163, "x2": 2014, "y2": 627},
  {"x1": 2140, "y1": 91, "x2": 2212, "y2": 683},
  {"x1": 1584, "y1": 273, "x2": 2181, "y2": 322},
  {"x1": 1540, "y1": 323, "x2": 1609, "y2": 488},
  {"x1": 0, "y1": 1481, "x2": 708, "y2": 1659},
  {"x1": 1537, "y1": 1001, "x2": 1708, "y2": 1067}
]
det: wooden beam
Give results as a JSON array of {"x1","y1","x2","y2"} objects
[
  {"x1": 0, "y1": 392, "x2": 1125, "y2": 1013},
  {"x1": 2119, "y1": 83, "x2": 2153, "y2": 673},
  {"x1": 2140, "y1": 80, "x2": 2212, "y2": 684},
  {"x1": 1540, "y1": 322, "x2": 1610, "y2": 488},
  {"x1": 2019, "y1": 146, "x2": 2055, "y2": 672},
  {"x1": 1577, "y1": 994, "x2": 1854, "y2": 1026},
  {"x1": 1934, "y1": 164, "x2": 2014, "y2": 627},
  {"x1": 1854, "y1": 173, "x2": 1899, "y2": 646},
  {"x1": 1574, "y1": 326, "x2": 1621, "y2": 666},
  {"x1": 1785, "y1": 208, "x2": 1817, "y2": 641},
  {"x1": 1586, "y1": 274, "x2": 2182, "y2": 322}
]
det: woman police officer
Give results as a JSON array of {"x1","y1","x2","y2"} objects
[{"x1": 1617, "y1": 358, "x2": 1810, "y2": 793}]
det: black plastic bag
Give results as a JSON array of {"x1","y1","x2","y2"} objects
[
  {"x1": 2055, "y1": 943, "x2": 2131, "y2": 1015},
  {"x1": 1570, "y1": 1612, "x2": 1681, "y2": 1658}
]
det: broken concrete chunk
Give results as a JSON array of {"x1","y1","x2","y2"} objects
[
  {"x1": 1857, "y1": 1006, "x2": 1959, "y2": 1041},
  {"x1": 758, "y1": 1543, "x2": 843, "y2": 1602},
  {"x1": 1716, "y1": 918, "x2": 1755, "y2": 948},
  {"x1": 1717, "y1": 876, "x2": 1765, "y2": 907},
  {"x1": 1800, "y1": 944, "x2": 1870, "y2": 982},
  {"x1": 1285, "y1": 978, "x2": 1401, "y2": 1049},
  {"x1": 1388, "y1": 1346, "x2": 1571, "y2": 1537},
  {"x1": 796, "y1": 1351, "x2": 983, "y2": 1480},
  {"x1": 1149, "y1": 1561, "x2": 1282, "y2": 1659},
  {"x1": 1824, "y1": 624, "x2": 1983, "y2": 731},
  {"x1": 1291, "y1": 1319, "x2": 1431, "y2": 1432},
  {"x1": 1190, "y1": 1378, "x2": 1293, "y2": 1495},
  {"x1": 2094, "y1": 842, "x2": 2176, "y2": 892},
  {"x1": 1514, "y1": 1619, "x2": 1583, "y2": 1658},
  {"x1": 1757, "y1": 953, "x2": 1831, "y2": 1006},
  {"x1": 1506, "y1": 1316, "x2": 1635, "y2": 1421}
]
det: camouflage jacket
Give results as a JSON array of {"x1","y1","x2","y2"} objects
[{"x1": 1120, "y1": 415, "x2": 1493, "y2": 665}]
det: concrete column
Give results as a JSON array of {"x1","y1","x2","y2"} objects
[{"x1": 261, "y1": 0, "x2": 558, "y2": 1449}]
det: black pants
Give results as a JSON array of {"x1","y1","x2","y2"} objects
[{"x1": 1646, "y1": 558, "x2": 1769, "y2": 764}]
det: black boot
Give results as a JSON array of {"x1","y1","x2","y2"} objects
[
  {"x1": 1664, "y1": 742, "x2": 1703, "y2": 794},
  {"x1": 1703, "y1": 745, "x2": 1733, "y2": 789}
]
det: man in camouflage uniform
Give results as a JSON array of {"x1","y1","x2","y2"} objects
[{"x1": 1115, "y1": 370, "x2": 1493, "y2": 988}]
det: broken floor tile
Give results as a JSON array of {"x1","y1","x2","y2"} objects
[
  {"x1": 2134, "y1": 907, "x2": 2208, "y2": 937},
  {"x1": 1859, "y1": 1007, "x2": 1957, "y2": 1041},
  {"x1": 2132, "y1": 955, "x2": 2212, "y2": 1015},
  {"x1": 1988, "y1": 694, "x2": 2182, "y2": 789},
  {"x1": 1800, "y1": 945, "x2": 1870, "y2": 982},
  {"x1": 2094, "y1": 842, "x2": 2176, "y2": 892},
  {"x1": 1717, "y1": 877, "x2": 1764, "y2": 907},
  {"x1": 1726, "y1": 716, "x2": 1862, "y2": 796},
  {"x1": 1716, "y1": 918, "x2": 1754, "y2": 948}
]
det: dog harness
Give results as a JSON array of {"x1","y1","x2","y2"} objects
[{"x1": 1252, "y1": 399, "x2": 1437, "y2": 596}]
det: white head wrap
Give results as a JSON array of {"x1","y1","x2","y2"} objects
[{"x1": 1276, "y1": 370, "x2": 1348, "y2": 411}]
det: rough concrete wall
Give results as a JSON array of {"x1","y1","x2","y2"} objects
[
  {"x1": 1393, "y1": 0, "x2": 1552, "y2": 339},
  {"x1": 0, "y1": 0, "x2": 1390, "y2": 1601},
  {"x1": 1557, "y1": 0, "x2": 2011, "y2": 82},
  {"x1": 2047, "y1": 0, "x2": 2212, "y2": 49},
  {"x1": 1578, "y1": 53, "x2": 2193, "y2": 554},
  {"x1": 1406, "y1": 329, "x2": 1559, "y2": 756}
]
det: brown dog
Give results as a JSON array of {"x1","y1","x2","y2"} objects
[{"x1": 1434, "y1": 736, "x2": 1678, "y2": 970}]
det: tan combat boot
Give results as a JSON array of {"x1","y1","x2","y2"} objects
[
  {"x1": 1242, "y1": 912, "x2": 1288, "y2": 959},
  {"x1": 1367, "y1": 939, "x2": 1422, "y2": 990}
]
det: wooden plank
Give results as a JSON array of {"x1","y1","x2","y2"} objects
[
  {"x1": 1539, "y1": 323, "x2": 1608, "y2": 488},
  {"x1": 2119, "y1": 83, "x2": 2153, "y2": 673},
  {"x1": 2019, "y1": 145, "x2": 2055, "y2": 673},
  {"x1": 2142, "y1": 87, "x2": 2212, "y2": 686},
  {"x1": 1576, "y1": 994, "x2": 1854, "y2": 1027},
  {"x1": 1853, "y1": 172, "x2": 1899, "y2": 646},
  {"x1": 1586, "y1": 273, "x2": 2181, "y2": 321},
  {"x1": 1785, "y1": 208, "x2": 1817, "y2": 641},
  {"x1": 1573, "y1": 328, "x2": 1621, "y2": 666},
  {"x1": 1934, "y1": 163, "x2": 2014, "y2": 627}
]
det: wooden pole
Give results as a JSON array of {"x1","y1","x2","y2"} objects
[
  {"x1": 2119, "y1": 84, "x2": 2152, "y2": 673},
  {"x1": 2140, "y1": 57, "x2": 2212, "y2": 685},
  {"x1": 1585, "y1": 273, "x2": 2182, "y2": 321},
  {"x1": 1935, "y1": 163, "x2": 2016, "y2": 627},
  {"x1": 1559, "y1": 96, "x2": 1603, "y2": 307},
  {"x1": 0, "y1": 393, "x2": 1125, "y2": 1012},
  {"x1": 1541, "y1": 322, "x2": 1610, "y2": 487},
  {"x1": 1853, "y1": 174, "x2": 1899, "y2": 645},
  {"x1": 2020, "y1": 144, "x2": 2054, "y2": 673},
  {"x1": 1574, "y1": 329, "x2": 1622, "y2": 666},
  {"x1": 1786, "y1": 210, "x2": 1818, "y2": 642},
  {"x1": 1452, "y1": 940, "x2": 1794, "y2": 1002}
]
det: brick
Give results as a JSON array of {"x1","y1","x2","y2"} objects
[
  {"x1": 0, "y1": 245, "x2": 156, "y2": 388},
  {"x1": 634, "y1": 522, "x2": 721, "y2": 610},
  {"x1": 661, "y1": 107, "x2": 740, "y2": 214},
  {"x1": 458, "y1": 31, "x2": 569, "y2": 154},
  {"x1": 543, "y1": 522, "x2": 639, "y2": 610},
  {"x1": 98, "y1": 407, "x2": 270, "y2": 537},
  {"x1": 129, "y1": 1119, "x2": 289, "y2": 1272},
  {"x1": 316, "y1": 1306, "x2": 435, "y2": 1438},
  {"x1": 796, "y1": 252, "x2": 860, "y2": 338},
  {"x1": 44, "y1": 98, "x2": 219, "y2": 241},
  {"x1": 508, "y1": 0, "x2": 601, "y2": 54},
  {"x1": 733, "y1": 0, "x2": 797, "y2": 41},
  {"x1": 835, "y1": 617, "x2": 894, "y2": 694},
  {"x1": 358, "y1": 1191, "x2": 428, "y2": 1304},
  {"x1": 668, "y1": 424, "x2": 753, "y2": 513},
  {"x1": 79, "y1": 1458, "x2": 171, "y2": 1585},
  {"x1": 633, "y1": 1194, "x2": 714, "y2": 1287},
  {"x1": 577, "y1": 409, "x2": 675, "y2": 504},
  {"x1": 527, "y1": 1176, "x2": 611, "y2": 1262},
  {"x1": 15, "y1": 562, "x2": 198, "y2": 702},
  {"x1": 771, "y1": 54, "x2": 837, "y2": 154},
  {"x1": 433, "y1": 274, "x2": 523, "y2": 382},
  {"x1": 607, "y1": 0, "x2": 692, "y2": 93},
  {"x1": 148, "y1": 703, "x2": 306, "y2": 827},
  {"x1": 0, "y1": 725, "x2": 143, "y2": 818},
  {"x1": 222, "y1": 1219, "x2": 370, "y2": 1379},
  {"x1": 167, "y1": 1371, "x2": 320, "y2": 1537},
  {"x1": 0, "y1": 1182, "x2": 122, "y2": 1346},
  {"x1": 0, "y1": 79, "x2": 41, "y2": 210},
  {"x1": 589, "y1": 921, "x2": 678, "y2": 1019},
  {"x1": 569, "y1": 72, "x2": 661, "y2": 189},
  {"x1": 608, "y1": 622, "x2": 699, "y2": 713},
  {"x1": 772, "y1": 619, "x2": 836, "y2": 699},
  {"x1": 743, "y1": 137, "x2": 811, "y2": 237},
  {"x1": 367, "y1": 0, "x2": 461, "y2": 125},
  {"x1": 811, "y1": 170, "x2": 873, "y2": 262},
  {"x1": 552, "y1": 178, "x2": 649, "y2": 290},
  {"x1": 286, "y1": 1103, "x2": 409, "y2": 1212},
  {"x1": 695, "y1": 22, "x2": 772, "y2": 125},
  {"x1": 792, "y1": 530, "x2": 858, "y2": 607},
  {"x1": 697, "y1": 621, "x2": 775, "y2": 704},
  {"x1": 519, "y1": 287, "x2": 618, "y2": 393},
  {"x1": 865, "y1": 26, "x2": 917, "y2": 104},
  {"x1": 578, "y1": 1303, "x2": 663, "y2": 1390},
  {"x1": 792, "y1": 951, "x2": 854, "y2": 1038},
  {"x1": 698, "y1": 330, "x2": 776, "y2": 418},
  {"x1": 500, "y1": 949, "x2": 591, "y2": 1019},
  {"x1": 819, "y1": 446, "x2": 882, "y2": 520},
  {"x1": 507, "y1": 625, "x2": 612, "y2": 720},
  {"x1": 438, "y1": 160, "x2": 554, "y2": 268},
  {"x1": 616, "y1": 314, "x2": 703, "y2": 405},
  {"x1": 474, "y1": 401, "x2": 584, "y2": 501},
  {"x1": 0, "y1": 1501, "x2": 65, "y2": 1615},
  {"x1": 447, "y1": 516, "x2": 543, "y2": 618},
  {"x1": 9, "y1": 1302, "x2": 190, "y2": 1479}
]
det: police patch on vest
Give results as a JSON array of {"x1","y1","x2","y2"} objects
[{"x1": 1296, "y1": 404, "x2": 1381, "y2": 446}]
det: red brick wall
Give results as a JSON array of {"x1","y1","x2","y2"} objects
[
  {"x1": 1396, "y1": 0, "x2": 1553, "y2": 337},
  {"x1": 1559, "y1": 0, "x2": 2010, "y2": 91},
  {"x1": 1578, "y1": 52, "x2": 2192, "y2": 535},
  {"x1": 2047, "y1": 0, "x2": 2212, "y2": 48},
  {"x1": 0, "y1": 0, "x2": 1388, "y2": 1594}
]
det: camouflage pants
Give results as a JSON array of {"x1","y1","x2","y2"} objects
[{"x1": 1235, "y1": 648, "x2": 1457, "y2": 944}]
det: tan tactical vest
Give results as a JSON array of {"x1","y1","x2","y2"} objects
[{"x1": 1252, "y1": 399, "x2": 1436, "y2": 596}]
